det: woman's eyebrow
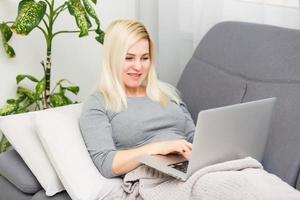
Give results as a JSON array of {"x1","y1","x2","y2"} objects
[{"x1": 126, "y1": 53, "x2": 149, "y2": 56}]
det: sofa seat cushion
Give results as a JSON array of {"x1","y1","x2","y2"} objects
[
  {"x1": 0, "y1": 149, "x2": 41, "y2": 194},
  {"x1": 0, "y1": 176, "x2": 32, "y2": 200},
  {"x1": 242, "y1": 81, "x2": 300, "y2": 188}
]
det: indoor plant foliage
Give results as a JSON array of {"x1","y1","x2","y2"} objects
[{"x1": 0, "y1": 0, "x2": 105, "y2": 153}]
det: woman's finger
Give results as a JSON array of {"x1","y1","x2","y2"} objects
[
  {"x1": 185, "y1": 141, "x2": 192, "y2": 150},
  {"x1": 181, "y1": 148, "x2": 191, "y2": 160}
]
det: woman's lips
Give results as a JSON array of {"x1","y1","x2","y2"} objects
[{"x1": 127, "y1": 73, "x2": 142, "y2": 79}]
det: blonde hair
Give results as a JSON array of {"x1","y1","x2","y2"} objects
[{"x1": 98, "y1": 19, "x2": 180, "y2": 112}]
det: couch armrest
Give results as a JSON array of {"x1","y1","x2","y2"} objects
[
  {"x1": 0, "y1": 149, "x2": 41, "y2": 194},
  {"x1": 0, "y1": 176, "x2": 32, "y2": 200}
]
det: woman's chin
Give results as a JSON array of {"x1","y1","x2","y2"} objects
[
  {"x1": 125, "y1": 81, "x2": 143, "y2": 88},
  {"x1": 126, "y1": 85, "x2": 142, "y2": 89}
]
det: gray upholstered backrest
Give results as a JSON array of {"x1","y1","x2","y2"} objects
[{"x1": 177, "y1": 21, "x2": 300, "y2": 189}]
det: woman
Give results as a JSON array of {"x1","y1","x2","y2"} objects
[{"x1": 79, "y1": 19, "x2": 195, "y2": 178}]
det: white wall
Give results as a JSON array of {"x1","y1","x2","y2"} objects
[
  {"x1": 157, "y1": 0, "x2": 194, "y2": 85},
  {"x1": 0, "y1": 0, "x2": 138, "y2": 107},
  {"x1": 137, "y1": 0, "x2": 159, "y2": 46},
  {"x1": 137, "y1": 0, "x2": 194, "y2": 86}
]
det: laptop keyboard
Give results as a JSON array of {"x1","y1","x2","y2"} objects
[{"x1": 168, "y1": 161, "x2": 189, "y2": 173}]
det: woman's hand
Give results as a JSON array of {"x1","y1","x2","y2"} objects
[
  {"x1": 145, "y1": 139, "x2": 193, "y2": 160},
  {"x1": 112, "y1": 139, "x2": 192, "y2": 176}
]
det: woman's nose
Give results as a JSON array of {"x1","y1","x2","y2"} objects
[{"x1": 133, "y1": 59, "x2": 142, "y2": 70}]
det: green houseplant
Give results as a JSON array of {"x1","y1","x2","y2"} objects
[{"x1": 0, "y1": 0, "x2": 105, "y2": 153}]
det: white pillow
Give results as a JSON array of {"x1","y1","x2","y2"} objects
[
  {"x1": 0, "y1": 110, "x2": 64, "y2": 196},
  {"x1": 34, "y1": 104, "x2": 121, "y2": 200}
]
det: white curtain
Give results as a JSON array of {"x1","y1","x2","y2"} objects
[
  {"x1": 139, "y1": 0, "x2": 300, "y2": 85},
  {"x1": 193, "y1": 0, "x2": 300, "y2": 48},
  {"x1": 156, "y1": 0, "x2": 194, "y2": 85}
]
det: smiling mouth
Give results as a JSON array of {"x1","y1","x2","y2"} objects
[{"x1": 127, "y1": 73, "x2": 142, "y2": 78}]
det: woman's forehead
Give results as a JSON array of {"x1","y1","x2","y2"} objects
[{"x1": 127, "y1": 39, "x2": 149, "y2": 54}]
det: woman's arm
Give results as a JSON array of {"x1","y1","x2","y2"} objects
[
  {"x1": 112, "y1": 139, "x2": 192, "y2": 176},
  {"x1": 80, "y1": 94, "x2": 118, "y2": 178}
]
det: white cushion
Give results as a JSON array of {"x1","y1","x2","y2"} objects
[
  {"x1": 34, "y1": 104, "x2": 121, "y2": 200},
  {"x1": 0, "y1": 110, "x2": 64, "y2": 196}
]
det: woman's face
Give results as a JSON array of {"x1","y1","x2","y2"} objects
[{"x1": 122, "y1": 38, "x2": 151, "y2": 94}]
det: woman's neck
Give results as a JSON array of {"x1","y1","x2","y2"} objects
[{"x1": 125, "y1": 86, "x2": 146, "y2": 97}]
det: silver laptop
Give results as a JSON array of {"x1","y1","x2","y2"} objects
[{"x1": 137, "y1": 97, "x2": 276, "y2": 181}]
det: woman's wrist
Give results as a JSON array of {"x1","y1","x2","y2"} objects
[{"x1": 140, "y1": 143, "x2": 159, "y2": 156}]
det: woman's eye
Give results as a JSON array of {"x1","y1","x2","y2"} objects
[
  {"x1": 142, "y1": 57, "x2": 149, "y2": 61},
  {"x1": 125, "y1": 57, "x2": 133, "y2": 61}
]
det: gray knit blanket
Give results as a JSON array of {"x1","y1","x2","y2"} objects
[{"x1": 103, "y1": 157, "x2": 300, "y2": 200}]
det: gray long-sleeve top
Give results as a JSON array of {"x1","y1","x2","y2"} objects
[{"x1": 79, "y1": 92, "x2": 195, "y2": 178}]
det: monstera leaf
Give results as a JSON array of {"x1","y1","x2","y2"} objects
[
  {"x1": 3, "y1": 43, "x2": 15, "y2": 58},
  {"x1": 0, "y1": 103, "x2": 18, "y2": 116},
  {"x1": 82, "y1": 0, "x2": 104, "y2": 43},
  {"x1": 68, "y1": 0, "x2": 92, "y2": 37},
  {"x1": 50, "y1": 93, "x2": 73, "y2": 107},
  {"x1": 0, "y1": 23, "x2": 12, "y2": 42},
  {"x1": 0, "y1": 136, "x2": 11, "y2": 154},
  {"x1": 16, "y1": 74, "x2": 39, "y2": 84},
  {"x1": 34, "y1": 78, "x2": 46, "y2": 99},
  {"x1": 17, "y1": 86, "x2": 35, "y2": 101},
  {"x1": 11, "y1": 0, "x2": 46, "y2": 35},
  {"x1": 95, "y1": 27, "x2": 105, "y2": 44},
  {"x1": 0, "y1": 23, "x2": 15, "y2": 57},
  {"x1": 83, "y1": 0, "x2": 99, "y2": 25}
]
